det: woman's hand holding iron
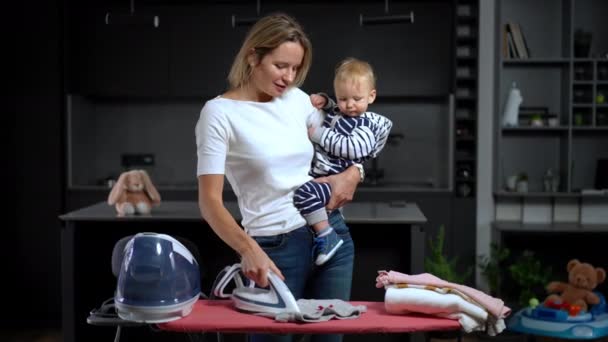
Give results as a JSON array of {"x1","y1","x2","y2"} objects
[{"x1": 240, "y1": 243, "x2": 284, "y2": 288}]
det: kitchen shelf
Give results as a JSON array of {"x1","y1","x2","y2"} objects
[
  {"x1": 453, "y1": 0, "x2": 479, "y2": 198},
  {"x1": 502, "y1": 58, "x2": 570, "y2": 66},
  {"x1": 496, "y1": 0, "x2": 608, "y2": 196},
  {"x1": 457, "y1": 56, "x2": 477, "y2": 62},
  {"x1": 502, "y1": 126, "x2": 569, "y2": 132},
  {"x1": 493, "y1": 191, "x2": 608, "y2": 227},
  {"x1": 493, "y1": 221, "x2": 608, "y2": 232},
  {"x1": 456, "y1": 35, "x2": 477, "y2": 43},
  {"x1": 572, "y1": 126, "x2": 608, "y2": 131},
  {"x1": 456, "y1": 16, "x2": 477, "y2": 24},
  {"x1": 455, "y1": 117, "x2": 476, "y2": 123},
  {"x1": 493, "y1": 191, "x2": 607, "y2": 199}
]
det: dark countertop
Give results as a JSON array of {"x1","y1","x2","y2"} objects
[{"x1": 60, "y1": 200, "x2": 427, "y2": 224}]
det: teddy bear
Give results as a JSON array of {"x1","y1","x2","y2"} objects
[
  {"x1": 107, "y1": 169, "x2": 161, "y2": 216},
  {"x1": 544, "y1": 259, "x2": 606, "y2": 314}
]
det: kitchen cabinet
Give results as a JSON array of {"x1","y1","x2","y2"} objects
[
  {"x1": 357, "y1": 1, "x2": 453, "y2": 98},
  {"x1": 65, "y1": 1, "x2": 459, "y2": 192},
  {"x1": 67, "y1": 2, "x2": 453, "y2": 98},
  {"x1": 67, "y1": 4, "x2": 170, "y2": 97},
  {"x1": 168, "y1": 4, "x2": 249, "y2": 97},
  {"x1": 264, "y1": 1, "x2": 452, "y2": 97}
]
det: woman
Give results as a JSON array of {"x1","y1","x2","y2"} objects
[{"x1": 196, "y1": 13, "x2": 362, "y2": 342}]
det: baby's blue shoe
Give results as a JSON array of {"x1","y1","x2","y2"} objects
[{"x1": 313, "y1": 229, "x2": 343, "y2": 266}]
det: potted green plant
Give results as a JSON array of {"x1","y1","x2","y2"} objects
[
  {"x1": 478, "y1": 243, "x2": 510, "y2": 296},
  {"x1": 425, "y1": 225, "x2": 473, "y2": 341},
  {"x1": 530, "y1": 114, "x2": 543, "y2": 127},
  {"x1": 508, "y1": 250, "x2": 553, "y2": 308},
  {"x1": 474, "y1": 248, "x2": 554, "y2": 342},
  {"x1": 424, "y1": 225, "x2": 473, "y2": 284}
]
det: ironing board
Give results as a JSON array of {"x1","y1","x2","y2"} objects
[{"x1": 157, "y1": 300, "x2": 461, "y2": 334}]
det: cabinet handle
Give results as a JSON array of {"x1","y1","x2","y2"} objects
[
  {"x1": 231, "y1": 15, "x2": 259, "y2": 28},
  {"x1": 360, "y1": 11, "x2": 414, "y2": 26},
  {"x1": 105, "y1": 12, "x2": 160, "y2": 28},
  {"x1": 232, "y1": 0, "x2": 261, "y2": 28},
  {"x1": 104, "y1": 0, "x2": 159, "y2": 28}
]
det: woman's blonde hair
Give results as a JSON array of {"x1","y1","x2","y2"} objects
[
  {"x1": 334, "y1": 58, "x2": 376, "y2": 89},
  {"x1": 228, "y1": 13, "x2": 312, "y2": 89}
]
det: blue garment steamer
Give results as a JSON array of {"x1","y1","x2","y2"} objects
[
  {"x1": 87, "y1": 233, "x2": 203, "y2": 342},
  {"x1": 508, "y1": 292, "x2": 608, "y2": 340}
]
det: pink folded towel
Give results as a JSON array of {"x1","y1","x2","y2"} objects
[{"x1": 376, "y1": 270, "x2": 511, "y2": 319}]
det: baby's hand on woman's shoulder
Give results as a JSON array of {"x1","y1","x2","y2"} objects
[
  {"x1": 308, "y1": 126, "x2": 316, "y2": 138},
  {"x1": 310, "y1": 93, "x2": 327, "y2": 109}
]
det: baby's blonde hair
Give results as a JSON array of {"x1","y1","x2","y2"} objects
[{"x1": 334, "y1": 58, "x2": 376, "y2": 89}]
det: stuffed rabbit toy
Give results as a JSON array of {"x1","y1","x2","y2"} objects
[{"x1": 108, "y1": 169, "x2": 161, "y2": 216}]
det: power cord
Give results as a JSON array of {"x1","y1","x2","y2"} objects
[
  {"x1": 87, "y1": 297, "x2": 146, "y2": 342},
  {"x1": 89, "y1": 292, "x2": 212, "y2": 341}
]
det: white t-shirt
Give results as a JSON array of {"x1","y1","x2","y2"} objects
[{"x1": 196, "y1": 87, "x2": 325, "y2": 236}]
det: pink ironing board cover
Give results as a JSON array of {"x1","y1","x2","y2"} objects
[{"x1": 157, "y1": 300, "x2": 461, "y2": 334}]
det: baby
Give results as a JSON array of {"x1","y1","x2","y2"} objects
[{"x1": 294, "y1": 57, "x2": 393, "y2": 265}]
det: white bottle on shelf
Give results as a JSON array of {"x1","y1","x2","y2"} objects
[{"x1": 502, "y1": 82, "x2": 523, "y2": 127}]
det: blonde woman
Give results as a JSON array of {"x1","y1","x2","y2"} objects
[{"x1": 196, "y1": 13, "x2": 361, "y2": 342}]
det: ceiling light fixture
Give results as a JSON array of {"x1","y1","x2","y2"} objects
[
  {"x1": 360, "y1": 0, "x2": 414, "y2": 26},
  {"x1": 105, "y1": 0, "x2": 160, "y2": 28}
]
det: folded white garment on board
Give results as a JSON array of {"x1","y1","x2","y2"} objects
[{"x1": 384, "y1": 286, "x2": 505, "y2": 335}]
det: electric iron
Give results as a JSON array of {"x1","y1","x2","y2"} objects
[
  {"x1": 508, "y1": 292, "x2": 608, "y2": 340},
  {"x1": 212, "y1": 263, "x2": 300, "y2": 316}
]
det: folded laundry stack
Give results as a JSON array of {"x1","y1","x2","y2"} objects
[{"x1": 376, "y1": 270, "x2": 511, "y2": 336}]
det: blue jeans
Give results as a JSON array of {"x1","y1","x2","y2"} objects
[{"x1": 249, "y1": 210, "x2": 355, "y2": 342}]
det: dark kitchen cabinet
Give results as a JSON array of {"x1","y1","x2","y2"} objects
[
  {"x1": 264, "y1": 1, "x2": 453, "y2": 97},
  {"x1": 168, "y1": 4, "x2": 250, "y2": 97},
  {"x1": 67, "y1": 1, "x2": 452, "y2": 98},
  {"x1": 357, "y1": 1, "x2": 453, "y2": 97},
  {"x1": 67, "y1": 4, "x2": 170, "y2": 97}
]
